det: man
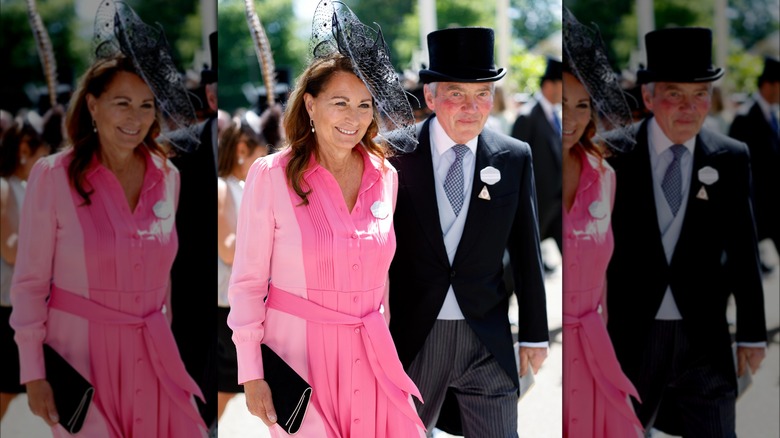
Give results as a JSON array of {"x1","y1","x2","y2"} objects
[
  {"x1": 728, "y1": 56, "x2": 780, "y2": 273},
  {"x1": 605, "y1": 27, "x2": 767, "y2": 436},
  {"x1": 169, "y1": 31, "x2": 218, "y2": 428},
  {"x1": 388, "y1": 27, "x2": 549, "y2": 437},
  {"x1": 511, "y1": 58, "x2": 563, "y2": 261}
]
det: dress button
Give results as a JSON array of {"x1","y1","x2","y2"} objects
[
  {"x1": 450, "y1": 270, "x2": 456, "y2": 278},
  {"x1": 571, "y1": 389, "x2": 578, "y2": 395},
  {"x1": 571, "y1": 418, "x2": 578, "y2": 425},
  {"x1": 352, "y1": 264, "x2": 359, "y2": 270},
  {"x1": 354, "y1": 390, "x2": 360, "y2": 396},
  {"x1": 353, "y1": 296, "x2": 359, "y2": 303},
  {"x1": 136, "y1": 328, "x2": 143, "y2": 334},
  {"x1": 351, "y1": 233, "x2": 358, "y2": 239},
  {"x1": 132, "y1": 234, "x2": 140, "y2": 240},
  {"x1": 354, "y1": 419, "x2": 360, "y2": 424},
  {"x1": 354, "y1": 359, "x2": 361, "y2": 365},
  {"x1": 135, "y1": 418, "x2": 142, "y2": 423},
  {"x1": 134, "y1": 296, "x2": 141, "y2": 304},
  {"x1": 134, "y1": 263, "x2": 141, "y2": 271},
  {"x1": 136, "y1": 389, "x2": 142, "y2": 395},
  {"x1": 354, "y1": 328, "x2": 360, "y2": 334},
  {"x1": 137, "y1": 358, "x2": 144, "y2": 364}
]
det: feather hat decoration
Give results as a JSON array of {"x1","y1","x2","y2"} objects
[
  {"x1": 26, "y1": 0, "x2": 58, "y2": 109},
  {"x1": 245, "y1": 0, "x2": 277, "y2": 108}
]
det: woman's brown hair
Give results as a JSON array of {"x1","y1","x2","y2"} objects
[
  {"x1": 217, "y1": 115, "x2": 266, "y2": 178},
  {"x1": 65, "y1": 55, "x2": 166, "y2": 205},
  {"x1": 283, "y1": 53, "x2": 385, "y2": 205}
]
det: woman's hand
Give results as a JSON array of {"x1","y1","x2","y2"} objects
[
  {"x1": 244, "y1": 378, "x2": 277, "y2": 427},
  {"x1": 25, "y1": 379, "x2": 59, "y2": 426}
]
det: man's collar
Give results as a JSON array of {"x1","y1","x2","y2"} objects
[
  {"x1": 430, "y1": 117, "x2": 478, "y2": 156},
  {"x1": 648, "y1": 118, "x2": 695, "y2": 156}
]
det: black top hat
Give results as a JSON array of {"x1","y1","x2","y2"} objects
[
  {"x1": 637, "y1": 27, "x2": 723, "y2": 84},
  {"x1": 201, "y1": 32, "x2": 218, "y2": 85},
  {"x1": 758, "y1": 57, "x2": 780, "y2": 84},
  {"x1": 541, "y1": 58, "x2": 562, "y2": 83},
  {"x1": 419, "y1": 27, "x2": 506, "y2": 84}
]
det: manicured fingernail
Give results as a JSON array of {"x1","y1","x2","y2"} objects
[{"x1": 269, "y1": 414, "x2": 277, "y2": 423}]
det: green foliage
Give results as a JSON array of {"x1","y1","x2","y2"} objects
[
  {"x1": 0, "y1": 0, "x2": 203, "y2": 114},
  {"x1": 729, "y1": 0, "x2": 780, "y2": 49},
  {"x1": 0, "y1": 0, "x2": 80, "y2": 113},
  {"x1": 508, "y1": 49, "x2": 546, "y2": 94},
  {"x1": 727, "y1": 50, "x2": 764, "y2": 94},
  {"x1": 511, "y1": 0, "x2": 562, "y2": 48},
  {"x1": 217, "y1": 0, "x2": 305, "y2": 112}
]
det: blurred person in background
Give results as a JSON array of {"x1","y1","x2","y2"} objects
[
  {"x1": 216, "y1": 108, "x2": 278, "y2": 420},
  {"x1": 511, "y1": 58, "x2": 563, "y2": 271},
  {"x1": 0, "y1": 111, "x2": 52, "y2": 421},
  {"x1": 728, "y1": 56, "x2": 780, "y2": 274}
]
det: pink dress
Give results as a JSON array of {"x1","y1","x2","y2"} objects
[
  {"x1": 228, "y1": 147, "x2": 425, "y2": 438},
  {"x1": 10, "y1": 149, "x2": 206, "y2": 437},
  {"x1": 562, "y1": 147, "x2": 642, "y2": 437}
]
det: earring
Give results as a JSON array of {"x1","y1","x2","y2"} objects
[
  {"x1": 20, "y1": 156, "x2": 27, "y2": 165},
  {"x1": 92, "y1": 119, "x2": 97, "y2": 133},
  {"x1": 310, "y1": 119, "x2": 315, "y2": 133},
  {"x1": 238, "y1": 157, "x2": 245, "y2": 165}
]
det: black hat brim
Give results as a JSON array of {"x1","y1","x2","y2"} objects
[
  {"x1": 419, "y1": 68, "x2": 506, "y2": 84},
  {"x1": 636, "y1": 68, "x2": 724, "y2": 84}
]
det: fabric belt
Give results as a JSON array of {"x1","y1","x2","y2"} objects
[
  {"x1": 48, "y1": 285, "x2": 206, "y2": 429},
  {"x1": 267, "y1": 285, "x2": 425, "y2": 430},
  {"x1": 563, "y1": 307, "x2": 642, "y2": 427}
]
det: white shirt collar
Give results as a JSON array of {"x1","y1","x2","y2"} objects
[
  {"x1": 649, "y1": 117, "x2": 695, "y2": 156},
  {"x1": 430, "y1": 117, "x2": 478, "y2": 157}
]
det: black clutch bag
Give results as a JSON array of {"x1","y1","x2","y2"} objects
[
  {"x1": 43, "y1": 344, "x2": 95, "y2": 434},
  {"x1": 261, "y1": 344, "x2": 312, "y2": 435}
]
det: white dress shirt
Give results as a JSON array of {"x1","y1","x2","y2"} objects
[
  {"x1": 648, "y1": 118, "x2": 694, "y2": 320},
  {"x1": 429, "y1": 118, "x2": 476, "y2": 320}
]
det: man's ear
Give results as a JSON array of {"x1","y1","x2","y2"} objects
[
  {"x1": 423, "y1": 85, "x2": 436, "y2": 111},
  {"x1": 641, "y1": 85, "x2": 654, "y2": 111}
]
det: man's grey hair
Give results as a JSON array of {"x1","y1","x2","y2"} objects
[
  {"x1": 425, "y1": 81, "x2": 496, "y2": 97},
  {"x1": 642, "y1": 82, "x2": 713, "y2": 96}
]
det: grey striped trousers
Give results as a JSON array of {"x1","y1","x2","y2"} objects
[{"x1": 407, "y1": 319, "x2": 518, "y2": 438}]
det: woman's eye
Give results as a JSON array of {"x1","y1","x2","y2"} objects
[{"x1": 359, "y1": 103, "x2": 371, "y2": 109}]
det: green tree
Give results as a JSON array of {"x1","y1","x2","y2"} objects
[
  {"x1": 218, "y1": 0, "x2": 305, "y2": 112},
  {"x1": 512, "y1": 0, "x2": 562, "y2": 49},
  {"x1": 1, "y1": 0, "x2": 203, "y2": 114},
  {"x1": 1, "y1": 0, "x2": 81, "y2": 113}
]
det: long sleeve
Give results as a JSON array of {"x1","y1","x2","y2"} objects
[
  {"x1": 9, "y1": 158, "x2": 57, "y2": 384},
  {"x1": 227, "y1": 157, "x2": 275, "y2": 384}
]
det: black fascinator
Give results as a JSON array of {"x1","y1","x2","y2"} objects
[
  {"x1": 310, "y1": 0, "x2": 417, "y2": 153},
  {"x1": 93, "y1": 0, "x2": 199, "y2": 153},
  {"x1": 563, "y1": 7, "x2": 635, "y2": 152}
]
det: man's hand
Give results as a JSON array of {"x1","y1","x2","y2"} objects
[
  {"x1": 518, "y1": 346, "x2": 548, "y2": 376},
  {"x1": 737, "y1": 346, "x2": 766, "y2": 377},
  {"x1": 26, "y1": 379, "x2": 59, "y2": 426},
  {"x1": 244, "y1": 379, "x2": 277, "y2": 426}
]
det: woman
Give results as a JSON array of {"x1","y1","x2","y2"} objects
[
  {"x1": 561, "y1": 8, "x2": 643, "y2": 437},
  {"x1": 9, "y1": 3, "x2": 206, "y2": 435},
  {"x1": 0, "y1": 112, "x2": 51, "y2": 420},
  {"x1": 228, "y1": 1, "x2": 423, "y2": 436},
  {"x1": 216, "y1": 108, "x2": 277, "y2": 420}
]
